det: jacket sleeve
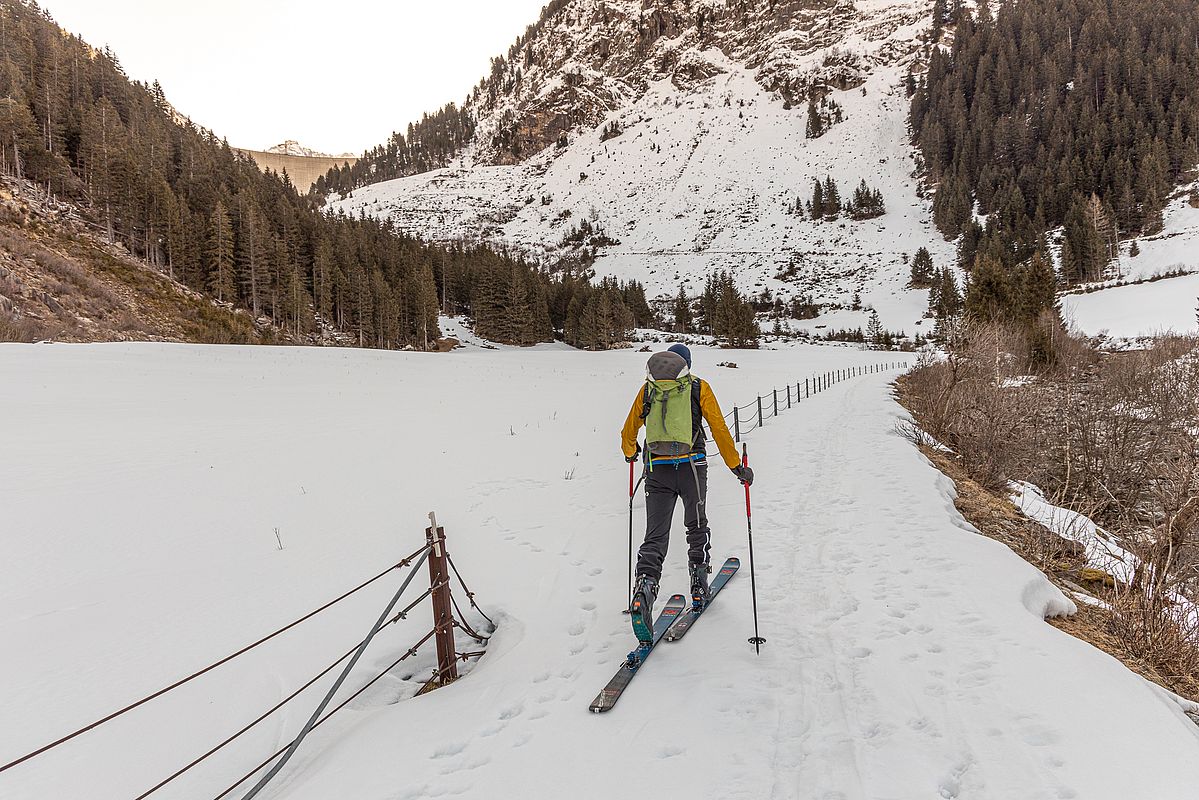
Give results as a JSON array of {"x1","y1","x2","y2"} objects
[
  {"x1": 621, "y1": 388, "x2": 645, "y2": 459},
  {"x1": 699, "y1": 381, "x2": 742, "y2": 470}
]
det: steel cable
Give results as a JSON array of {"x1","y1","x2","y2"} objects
[
  {"x1": 136, "y1": 571, "x2": 446, "y2": 799},
  {"x1": 238, "y1": 547, "x2": 433, "y2": 799},
  {"x1": 212, "y1": 626, "x2": 440, "y2": 800},
  {"x1": 0, "y1": 545, "x2": 428, "y2": 775}
]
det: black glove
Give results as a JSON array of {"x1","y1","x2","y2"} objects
[
  {"x1": 732, "y1": 464, "x2": 754, "y2": 485},
  {"x1": 625, "y1": 444, "x2": 641, "y2": 463}
]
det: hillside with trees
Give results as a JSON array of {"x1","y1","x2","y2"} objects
[
  {"x1": 911, "y1": 0, "x2": 1199, "y2": 319},
  {"x1": 0, "y1": 0, "x2": 662, "y2": 349}
]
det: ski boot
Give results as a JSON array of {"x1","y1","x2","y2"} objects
[
  {"x1": 629, "y1": 574, "x2": 659, "y2": 645},
  {"x1": 689, "y1": 561, "x2": 711, "y2": 610}
]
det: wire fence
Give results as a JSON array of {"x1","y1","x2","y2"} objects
[
  {"x1": 722, "y1": 360, "x2": 910, "y2": 440},
  {"x1": 1, "y1": 518, "x2": 494, "y2": 800}
]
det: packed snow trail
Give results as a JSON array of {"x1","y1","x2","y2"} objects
[{"x1": 2, "y1": 343, "x2": 1198, "y2": 800}]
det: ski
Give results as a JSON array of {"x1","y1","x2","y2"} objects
[
  {"x1": 589, "y1": 593, "x2": 686, "y2": 713},
  {"x1": 664, "y1": 557, "x2": 740, "y2": 642}
]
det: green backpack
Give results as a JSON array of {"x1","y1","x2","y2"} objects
[{"x1": 641, "y1": 375, "x2": 696, "y2": 458}]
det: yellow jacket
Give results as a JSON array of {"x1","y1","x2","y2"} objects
[{"x1": 621, "y1": 378, "x2": 741, "y2": 470}]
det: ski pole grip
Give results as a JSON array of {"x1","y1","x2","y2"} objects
[{"x1": 741, "y1": 444, "x2": 751, "y2": 517}]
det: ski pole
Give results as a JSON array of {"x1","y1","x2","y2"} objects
[
  {"x1": 625, "y1": 454, "x2": 645, "y2": 615},
  {"x1": 742, "y1": 443, "x2": 766, "y2": 653}
]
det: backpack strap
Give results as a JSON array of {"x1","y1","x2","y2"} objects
[{"x1": 640, "y1": 381, "x2": 654, "y2": 421}]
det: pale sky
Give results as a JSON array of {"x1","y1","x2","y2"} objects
[{"x1": 42, "y1": 0, "x2": 551, "y2": 155}]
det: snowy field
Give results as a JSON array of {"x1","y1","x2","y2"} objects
[
  {"x1": 1061, "y1": 272, "x2": 1199, "y2": 339},
  {"x1": 3, "y1": 342, "x2": 1199, "y2": 800},
  {"x1": 1059, "y1": 193, "x2": 1199, "y2": 339}
]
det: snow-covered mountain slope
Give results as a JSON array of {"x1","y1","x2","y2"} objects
[
  {"x1": 4, "y1": 342, "x2": 1198, "y2": 799},
  {"x1": 330, "y1": 0, "x2": 952, "y2": 334}
]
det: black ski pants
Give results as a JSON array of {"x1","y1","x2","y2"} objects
[{"x1": 635, "y1": 459, "x2": 710, "y2": 581}]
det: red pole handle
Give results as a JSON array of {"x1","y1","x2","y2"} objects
[{"x1": 741, "y1": 443, "x2": 751, "y2": 518}]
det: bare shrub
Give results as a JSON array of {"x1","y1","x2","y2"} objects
[
  {"x1": 902, "y1": 322, "x2": 1199, "y2": 674},
  {"x1": 902, "y1": 321, "x2": 1042, "y2": 490},
  {"x1": 1108, "y1": 583, "x2": 1199, "y2": 679},
  {"x1": 0, "y1": 311, "x2": 43, "y2": 342}
]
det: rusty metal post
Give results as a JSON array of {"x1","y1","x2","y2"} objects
[
  {"x1": 773, "y1": 388, "x2": 778, "y2": 417},
  {"x1": 426, "y1": 513, "x2": 458, "y2": 685},
  {"x1": 786, "y1": 385, "x2": 791, "y2": 409},
  {"x1": 805, "y1": 378, "x2": 809, "y2": 398},
  {"x1": 757, "y1": 395, "x2": 763, "y2": 427},
  {"x1": 733, "y1": 406, "x2": 741, "y2": 442}
]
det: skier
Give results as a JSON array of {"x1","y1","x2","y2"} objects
[{"x1": 620, "y1": 343, "x2": 753, "y2": 643}]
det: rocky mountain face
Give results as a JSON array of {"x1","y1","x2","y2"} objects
[
  {"x1": 470, "y1": 0, "x2": 882, "y2": 166},
  {"x1": 333, "y1": 0, "x2": 945, "y2": 334}
]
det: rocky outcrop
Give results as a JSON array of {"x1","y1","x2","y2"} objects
[{"x1": 462, "y1": 0, "x2": 918, "y2": 166}]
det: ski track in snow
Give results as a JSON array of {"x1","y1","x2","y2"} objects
[{"x1": 2, "y1": 343, "x2": 1199, "y2": 800}]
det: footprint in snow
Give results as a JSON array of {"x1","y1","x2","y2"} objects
[
  {"x1": 431, "y1": 741, "x2": 469, "y2": 759},
  {"x1": 658, "y1": 745, "x2": 685, "y2": 758},
  {"x1": 580, "y1": 600, "x2": 597, "y2": 611}
]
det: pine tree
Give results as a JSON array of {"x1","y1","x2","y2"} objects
[
  {"x1": 414, "y1": 264, "x2": 441, "y2": 349},
  {"x1": 810, "y1": 179, "x2": 825, "y2": 220},
  {"x1": 965, "y1": 255, "x2": 1011, "y2": 320},
  {"x1": 206, "y1": 200, "x2": 235, "y2": 303},
  {"x1": 910, "y1": 247, "x2": 935, "y2": 287},
  {"x1": 823, "y1": 177, "x2": 842, "y2": 219},
  {"x1": 1019, "y1": 252, "x2": 1057, "y2": 323},
  {"x1": 866, "y1": 310, "x2": 883, "y2": 349},
  {"x1": 805, "y1": 98, "x2": 824, "y2": 139},
  {"x1": 849, "y1": 179, "x2": 886, "y2": 219},
  {"x1": 673, "y1": 285, "x2": 693, "y2": 333}
]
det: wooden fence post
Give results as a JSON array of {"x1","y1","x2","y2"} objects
[{"x1": 426, "y1": 514, "x2": 458, "y2": 686}]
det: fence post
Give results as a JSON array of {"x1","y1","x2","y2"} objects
[
  {"x1": 773, "y1": 388, "x2": 778, "y2": 417},
  {"x1": 805, "y1": 378, "x2": 809, "y2": 398},
  {"x1": 426, "y1": 516, "x2": 458, "y2": 686},
  {"x1": 786, "y1": 385, "x2": 791, "y2": 409},
  {"x1": 734, "y1": 406, "x2": 741, "y2": 442},
  {"x1": 757, "y1": 395, "x2": 764, "y2": 427}
]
